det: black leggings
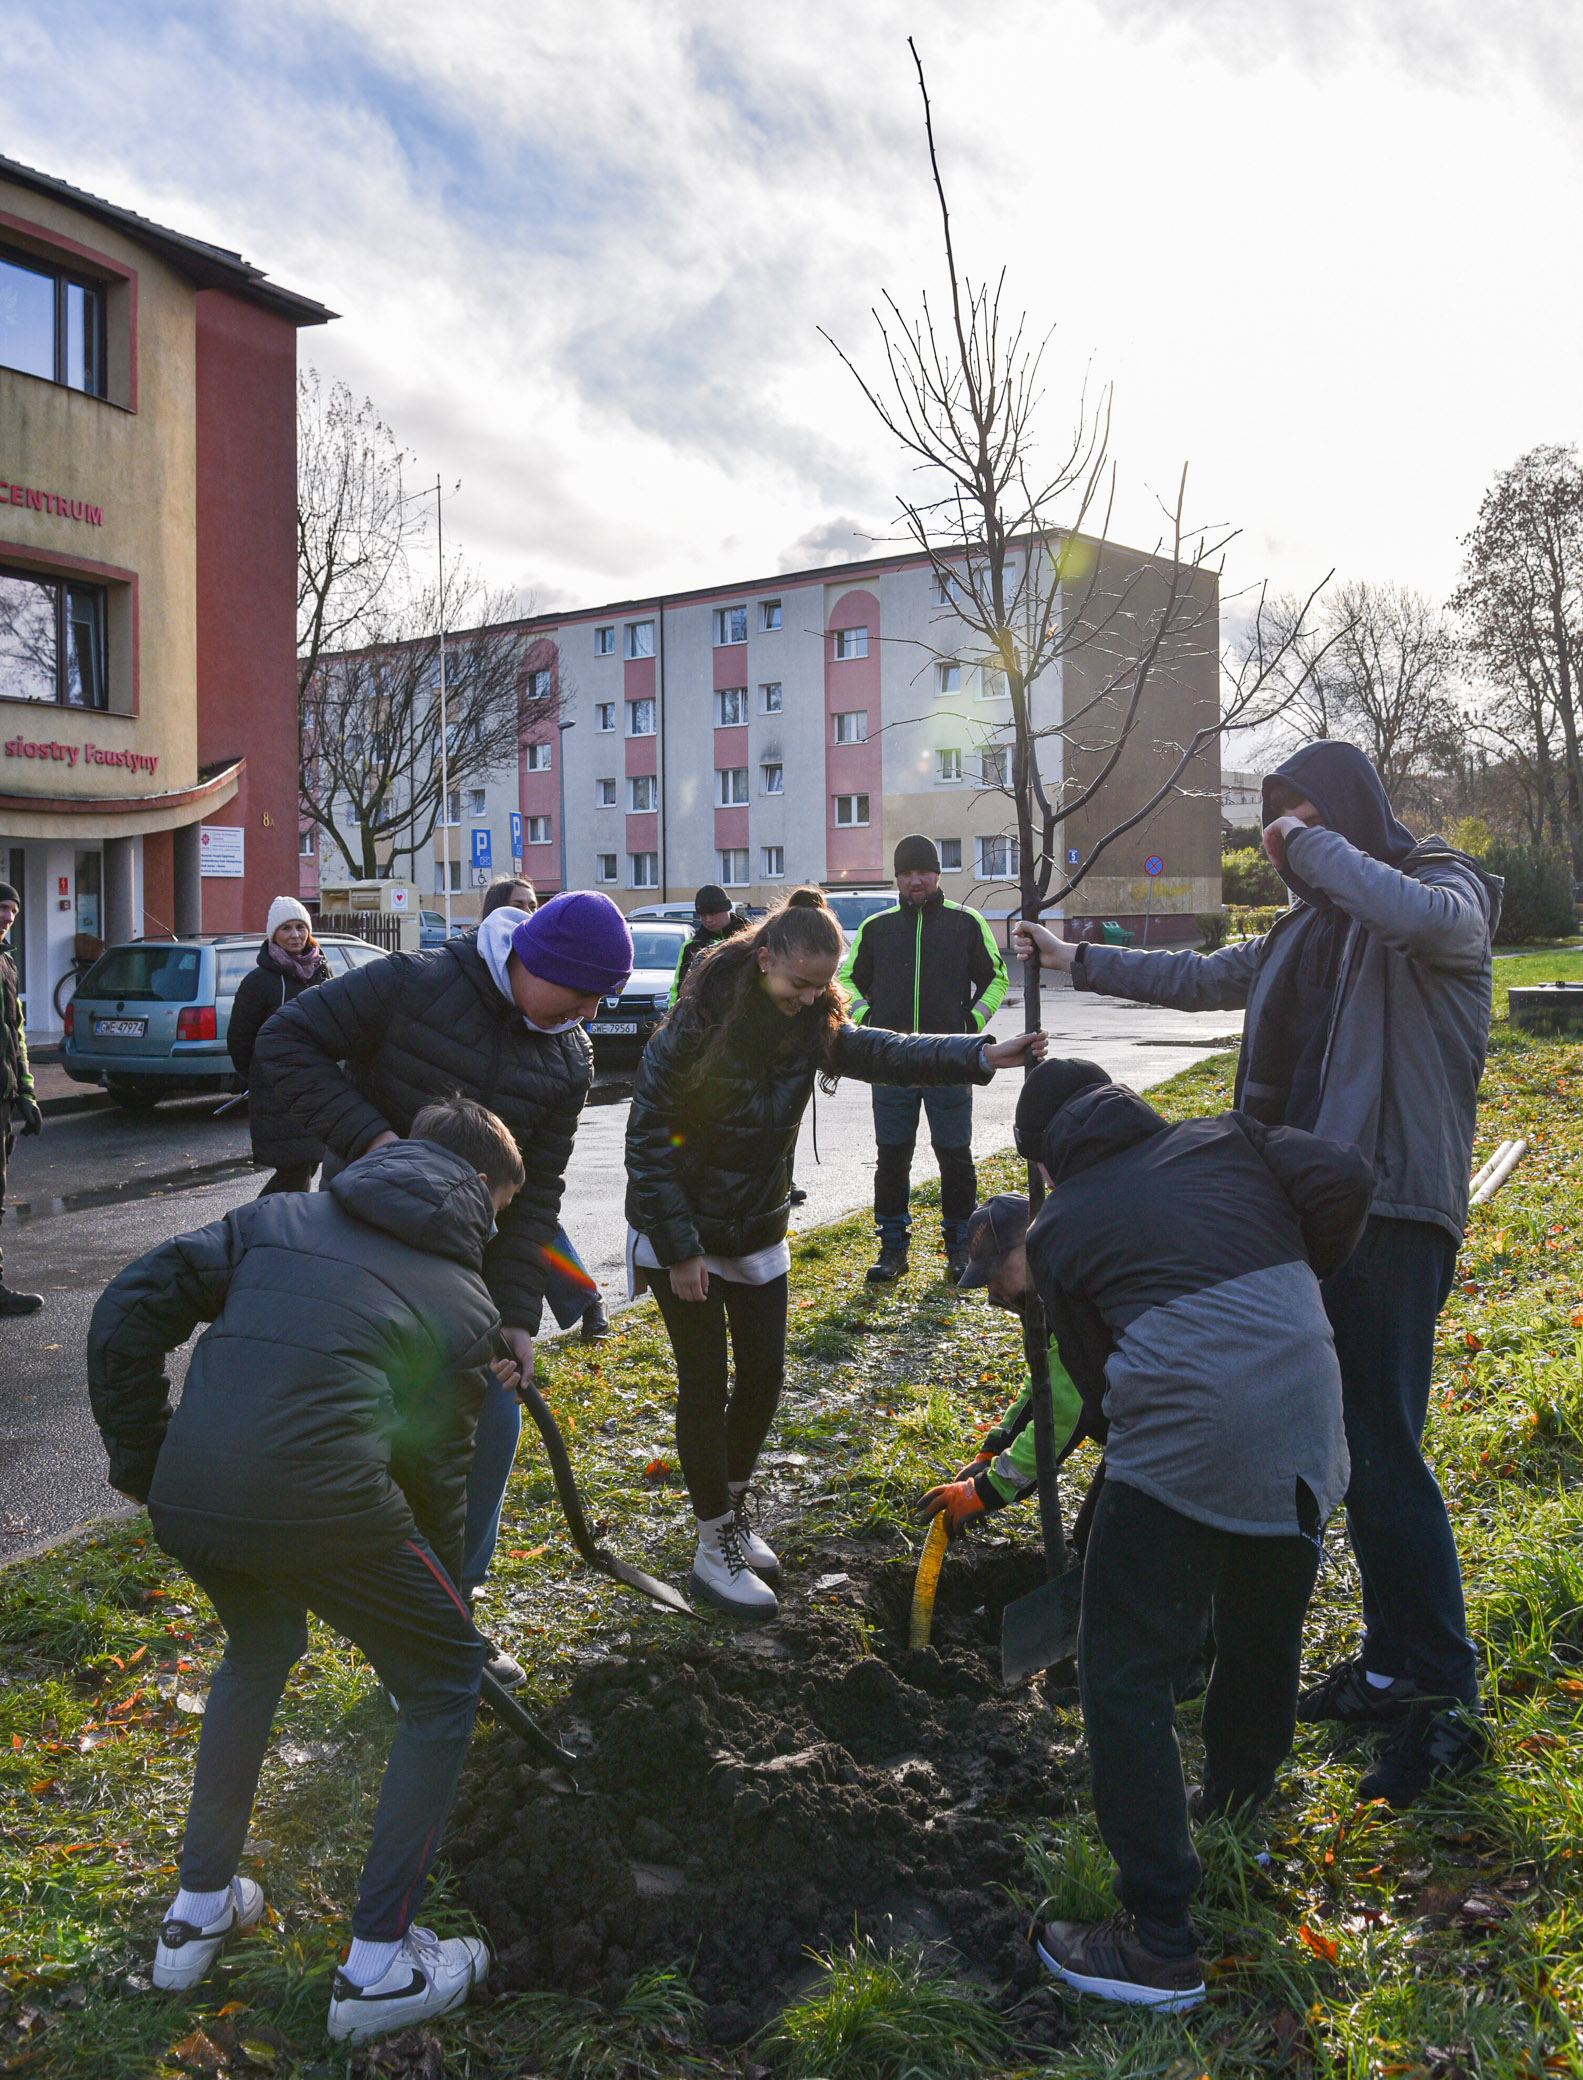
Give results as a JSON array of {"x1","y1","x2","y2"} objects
[{"x1": 649, "y1": 1271, "x2": 789, "y2": 1521}]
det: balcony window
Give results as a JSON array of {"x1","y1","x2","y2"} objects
[
  {"x1": 627, "y1": 698, "x2": 655, "y2": 735},
  {"x1": 0, "y1": 246, "x2": 105, "y2": 394},
  {"x1": 595, "y1": 702, "x2": 615, "y2": 732},
  {"x1": 762, "y1": 845, "x2": 785, "y2": 878},
  {"x1": 526, "y1": 815, "x2": 552, "y2": 845},
  {"x1": 595, "y1": 777, "x2": 617, "y2": 807},
  {"x1": 524, "y1": 741, "x2": 552, "y2": 771},
  {"x1": 624, "y1": 621, "x2": 655, "y2": 659},
  {"x1": 712, "y1": 605, "x2": 748, "y2": 645},
  {"x1": 977, "y1": 835, "x2": 1020, "y2": 879},
  {"x1": 761, "y1": 762, "x2": 783, "y2": 795},
  {"x1": 718, "y1": 848, "x2": 750, "y2": 885},
  {"x1": 938, "y1": 837, "x2": 963, "y2": 871},
  {"x1": 0, "y1": 568, "x2": 107, "y2": 709},
  {"x1": 594, "y1": 625, "x2": 615, "y2": 655},
  {"x1": 832, "y1": 626, "x2": 869, "y2": 660},
  {"x1": 833, "y1": 793, "x2": 870, "y2": 827},
  {"x1": 629, "y1": 774, "x2": 657, "y2": 811},
  {"x1": 715, "y1": 687, "x2": 747, "y2": 726},
  {"x1": 716, "y1": 766, "x2": 749, "y2": 806},
  {"x1": 630, "y1": 851, "x2": 659, "y2": 888},
  {"x1": 937, "y1": 748, "x2": 962, "y2": 784},
  {"x1": 833, "y1": 710, "x2": 868, "y2": 745},
  {"x1": 758, "y1": 600, "x2": 782, "y2": 631},
  {"x1": 761, "y1": 681, "x2": 782, "y2": 713}
]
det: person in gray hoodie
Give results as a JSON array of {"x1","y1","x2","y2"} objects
[{"x1": 1014, "y1": 742, "x2": 1501, "y2": 1807}]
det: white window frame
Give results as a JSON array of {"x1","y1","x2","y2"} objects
[
  {"x1": 594, "y1": 625, "x2": 615, "y2": 655},
  {"x1": 624, "y1": 620, "x2": 655, "y2": 660},
  {"x1": 717, "y1": 847, "x2": 751, "y2": 886},
  {"x1": 832, "y1": 625, "x2": 869, "y2": 660},
  {"x1": 976, "y1": 834, "x2": 1020, "y2": 880},
  {"x1": 465, "y1": 786, "x2": 487, "y2": 816},
  {"x1": 711, "y1": 605, "x2": 748, "y2": 645},
  {"x1": 979, "y1": 746, "x2": 1009, "y2": 788},
  {"x1": 629, "y1": 851, "x2": 659, "y2": 888},
  {"x1": 977, "y1": 666, "x2": 1009, "y2": 701},
  {"x1": 596, "y1": 852, "x2": 618, "y2": 882},
  {"x1": 758, "y1": 599, "x2": 782, "y2": 631},
  {"x1": 627, "y1": 698, "x2": 655, "y2": 736},
  {"x1": 937, "y1": 747, "x2": 962, "y2": 784},
  {"x1": 524, "y1": 741, "x2": 552, "y2": 771},
  {"x1": 595, "y1": 702, "x2": 616, "y2": 732},
  {"x1": 760, "y1": 681, "x2": 783, "y2": 713},
  {"x1": 526, "y1": 667, "x2": 553, "y2": 701},
  {"x1": 833, "y1": 793, "x2": 870, "y2": 827},
  {"x1": 526, "y1": 815, "x2": 552, "y2": 846},
  {"x1": 832, "y1": 709, "x2": 868, "y2": 745},
  {"x1": 595, "y1": 777, "x2": 617, "y2": 808},
  {"x1": 628, "y1": 774, "x2": 658, "y2": 812},
  {"x1": 760, "y1": 761, "x2": 783, "y2": 795},
  {"x1": 931, "y1": 569, "x2": 962, "y2": 608},
  {"x1": 716, "y1": 766, "x2": 749, "y2": 806},
  {"x1": 761, "y1": 844, "x2": 784, "y2": 879},
  {"x1": 298, "y1": 828, "x2": 315, "y2": 856},
  {"x1": 714, "y1": 686, "x2": 748, "y2": 727},
  {"x1": 937, "y1": 837, "x2": 963, "y2": 872},
  {"x1": 937, "y1": 662, "x2": 961, "y2": 696}
]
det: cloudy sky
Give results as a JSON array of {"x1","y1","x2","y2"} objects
[{"x1": 5, "y1": 0, "x2": 1580, "y2": 618}]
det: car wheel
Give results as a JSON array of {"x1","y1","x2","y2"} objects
[{"x1": 107, "y1": 1082, "x2": 163, "y2": 1112}]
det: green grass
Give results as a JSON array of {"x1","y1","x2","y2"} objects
[
  {"x1": 7, "y1": 998, "x2": 1583, "y2": 2074},
  {"x1": 1492, "y1": 944, "x2": 1583, "y2": 1020}
]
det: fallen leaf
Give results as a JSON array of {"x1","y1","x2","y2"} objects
[
  {"x1": 1298, "y1": 1921, "x2": 1338, "y2": 1963},
  {"x1": 168, "y1": 2027, "x2": 228, "y2": 2072}
]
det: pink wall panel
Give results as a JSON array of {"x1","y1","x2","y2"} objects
[
  {"x1": 824, "y1": 587, "x2": 883, "y2": 880},
  {"x1": 625, "y1": 733, "x2": 658, "y2": 778},
  {"x1": 712, "y1": 725, "x2": 750, "y2": 764},
  {"x1": 713, "y1": 641, "x2": 747, "y2": 692},
  {"x1": 714, "y1": 806, "x2": 749, "y2": 848},
  {"x1": 626, "y1": 811, "x2": 658, "y2": 851}
]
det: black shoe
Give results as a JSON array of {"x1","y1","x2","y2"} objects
[
  {"x1": 866, "y1": 1247, "x2": 908, "y2": 1287},
  {"x1": 580, "y1": 1300, "x2": 610, "y2": 1343},
  {"x1": 1357, "y1": 1700, "x2": 1489, "y2": 1808},
  {"x1": 788, "y1": 1185, "x2": 808, "y2": 1206},
  {"x1": 1187, "y1": 1780, "x2": 1263, "y2": 1830},
  {"x1": 945, "y1": 1251, "x2": 969, "y2": 1285},
  {"x1": 483, "y1": 1640, "x2": 526, "y2": 1688},
  {"x1": 1297, "y1": 1655, "x2": 1419, "y2": 1726},
  {"x1": 0, "y1": 1285, "x2": 43, "y2": 1316}
]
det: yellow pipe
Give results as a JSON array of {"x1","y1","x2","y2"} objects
[{"x1": 909, "y1": 1512, "x2": 949, "y2": 1648}]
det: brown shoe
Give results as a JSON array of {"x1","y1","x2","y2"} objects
[{"x1": 1034, "y1": 1910, "x2": 1204, "y2": 2011}]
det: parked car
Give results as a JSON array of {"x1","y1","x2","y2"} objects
[
  {"x1": 586, "y1": 921, "x2": 691, "y2": 1058},
  {"x1": 420, "y1": 908, "x2": 468, "y2": 948},
  {"x1": 824, "y1": 889, "x2": 896, "y2": 937},
  {"x1": 625, "y1": 902, "x2": 698, "y2": 924},
  {"x1": 62, "y1": 932, "x2": 388, "y2": 1110}
]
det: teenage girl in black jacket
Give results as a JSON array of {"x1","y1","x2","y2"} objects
[
  {"x1": 226, "y1": 902, "x2": 332, "y2": 1194},
  {"x1": 625, "y1": 887, "x2": 1045, "y2": 1615}
]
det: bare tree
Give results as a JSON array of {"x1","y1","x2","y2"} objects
[
  {"x1": 825, "y1": 43, "x2": 1326, "y2": 1033},
  {"x1": 1454, "y1": 443, "x2": 1583, "y2": 872}
]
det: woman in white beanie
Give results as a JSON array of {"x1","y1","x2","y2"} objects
[{"x1": 227, "y1": 899, "x2": 332, "y2": 1193}]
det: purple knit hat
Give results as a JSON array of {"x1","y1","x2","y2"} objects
[{"x1": 511, "y1": 891, "x2": 633, "y2": 993}]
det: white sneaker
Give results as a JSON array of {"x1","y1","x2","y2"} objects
[
  {"x1": 729, "y1": 1483, "x2": 780, "y2": 1581},
  {"x1": 326, "y1": 1925, "x2": 490, "y2": 2045},
  {"x1": 153, "y1": 1877, "x2": 267, "y2": 1991},
  {"x1": 690, "y1": 1513, "x2": 779, "y2": 1617}
]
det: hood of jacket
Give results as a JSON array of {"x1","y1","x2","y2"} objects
[
  {"x1": 1264, "y1": 743, "x2": 1418, "y2": 908},
  {"x1": 1039, "y1": 1081, "x2": 1168, "y2": 1187},
  {"x1": 327, "y1": 1137, "x2": 496, "y2": 1267}
]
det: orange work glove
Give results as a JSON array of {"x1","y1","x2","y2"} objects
[{"x1": 913, "y1": 1477, "x2": 989, "y2": 1540}]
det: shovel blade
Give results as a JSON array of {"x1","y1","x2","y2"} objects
[
  {"x1": 594, "y1": 1550, "x2": 697, "y2": 1618},
  {"x1": 1001, "y1": 1565, "x2": 1083, "y2": 1686}
]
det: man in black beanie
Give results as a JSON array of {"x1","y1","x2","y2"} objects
[
  {"x1": 0, "y1": 881, "x2": 44, "y2": 1316},
  {"x1": 672, "y1": 884, "x2": 748, "y2": 998},
  {"x1": 839, "y1": 835, "x2": 1008, "y2": 1284}
]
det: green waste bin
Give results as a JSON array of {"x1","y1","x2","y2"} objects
[{"x1": 1099, "y1": 921, "x2": 1134, "y2": 946}]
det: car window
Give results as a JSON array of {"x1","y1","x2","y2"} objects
[
  {"x1": 629, "y1": 928, "x2": 689, "y2": 970},
  {"x1": 343, "y1": 941, "x2": 385, "y2": 968},
  {"x1": 79, "y1": 945, "x2": 202, "y2": 1003},
  {"x1": 317, "y1": 944, "x2": 350, "y2": 975},
  {"x1": 215, "y1": 947, "x2": 256, "y2": 998}
]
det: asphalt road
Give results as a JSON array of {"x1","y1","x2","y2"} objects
[{"x1": 0, "y1": 983, "x2": 1242, "y2": 1555}]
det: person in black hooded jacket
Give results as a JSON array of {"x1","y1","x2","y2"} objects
[
  {"x1": 226, "y1": 899, "x2": 332, "y2": 1193},
  {"x1": 87, "y1": 1101, "x2": 525, "y2": 2044},
  {"x1": 1015, "y1": 742, "x2": 1500, "y2": 1808},
  {"x1": 626, "y1": 887, "x2": 1046, "y2": 1617},
  {"x1": 1016, "y1": 1061, "x2": 1373, "y2": 2014}
]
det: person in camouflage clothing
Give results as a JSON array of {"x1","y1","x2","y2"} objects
[{"x1": 0, "y1": 881, "x2": 43, "y2": 1316}]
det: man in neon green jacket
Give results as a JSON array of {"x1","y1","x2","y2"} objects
[{"x1": 839, "y1": 837, "x2": 1008, "y2": 1286}]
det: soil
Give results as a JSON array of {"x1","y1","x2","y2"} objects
[{"x1": 445, "y1": 1537, "x2": 1084, "y2": 2046}]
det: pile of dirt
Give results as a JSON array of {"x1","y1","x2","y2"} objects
[{"x1": 445, "y1": 1538, "x2": 1082, "y2": 2043}]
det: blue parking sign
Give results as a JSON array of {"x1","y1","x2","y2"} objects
[
  {"x1": 509, "y1": 812, "x2": 522, "y2": 862},
  {"x1": 472, "y1": 827, "x2": 492, "y2": 871}
]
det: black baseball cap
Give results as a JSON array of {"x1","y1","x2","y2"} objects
[{"x1": 955, "y1": 1193, "x2": 1030, "y2": 1288}]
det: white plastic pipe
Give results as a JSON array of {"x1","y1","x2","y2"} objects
[
  {"x1": 1469, "y1": 1137, "x2": 1528, "y2": 1207},
  {"x1": 1468, "y1": 1140, "x2": 1516, "y2": 1199}
]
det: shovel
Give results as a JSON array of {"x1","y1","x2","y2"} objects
[
  {"x1": 477, "y1": 1667, "x2": 582, "y2": 1790},
  {"x1": 1000, "y1": 1289, "x2": 1083, "y2": 1684},
  {"x1": 513, "y1": 1370, "x2": 697, "y2": 1619}
]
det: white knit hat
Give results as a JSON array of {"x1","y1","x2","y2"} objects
[{"x1": 267, "y1": 896, "x2": 313, "y2": 937}]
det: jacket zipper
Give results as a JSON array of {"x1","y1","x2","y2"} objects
[{"x1": 913, "y1": 909, "x2": 923, "y2": 1033}]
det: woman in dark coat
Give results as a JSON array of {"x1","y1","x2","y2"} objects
[
  {"x1": 227, "y1": 898, "x2": 332, "y2": 1194},
  {"x1": 625, "y1": 886, "x2": 1046, "y2": 1616}
]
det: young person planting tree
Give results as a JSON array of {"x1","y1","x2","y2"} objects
[
  {"x1": 1016, "y1": 741, "x2": 1501, "y2": 1806},
  {"x1": 87, "y1": 1099, "x2": 526, "y2": 2044},
  {"x1": 1009, "y1": 1060, "x2": 1373, "y2": 2011},
  {"x1": 626, "y1": 886, "x2": 1046, "y2": 1616},
  {"x1": 257, "y1": 889, "x2": 632, "y2": 1683}
]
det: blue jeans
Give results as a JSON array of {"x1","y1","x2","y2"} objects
[
  {"x1": 1322, "y1": 1217, "x2": 1476, "y2": 1703},
  {"x1": 180, "y1": 1536, "x2": 486, "y2": 1940},
  {"x1": 871, "y1": 1083, "x2": 976, "y2": 1251},
  {"x1": 460, "y1": 1223, "x2": 596, "y2": 1592}
]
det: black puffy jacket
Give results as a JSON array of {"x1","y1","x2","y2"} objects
[
  {"x1": 86, "y1": 1140, "x2": 499, "y2": 1582},
  {"x1": 226, "y1": 941, "x2": 333, "y2": 1171},
  {"x1": 254, "y1": 939, "x2": 592, "y2": 1333},
  {"x1": 626, "y1": 978, "x2": 993, "y2": 1263}
]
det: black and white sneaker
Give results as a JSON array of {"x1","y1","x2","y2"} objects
[
  {"x1": 326, "y1": 1925, "x2": 490, "y2": 2045},
  {"x1": 1357, "y1": 1700, "x2": 1490, "y2": 1808},
  {"x1": 1034, "y1": 1910, "x2": 1204, "y2": 2011},
  {"x1": 153, "y1": 1877, "x2": 267, "y2": 1991},
  {"x1": 1297, "y1": 1655, "x2": 1419, "y2": 1727}
]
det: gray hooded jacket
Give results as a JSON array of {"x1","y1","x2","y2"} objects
[{"x1": 1073, "y1": 752, "x2": 1500, "y2": 1242}]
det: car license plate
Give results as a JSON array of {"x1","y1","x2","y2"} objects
[
  {"x1": 597, "y1": 1021, "x2": 640, "y2": 1035},
  {"x1": 93, "y1": 1016, "x2": 147, "y2": 1038}
]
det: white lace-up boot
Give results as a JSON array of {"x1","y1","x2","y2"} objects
[
  {"x1": 326, "y1": 1924, "x2": 490, "y2": 2044},
  {"x1": 728, "y1": 1481, "x2": 780, "y2": 1582},
  {"x1": 690, "y1": 1510, "x2": 779, "y2": 1617}
]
